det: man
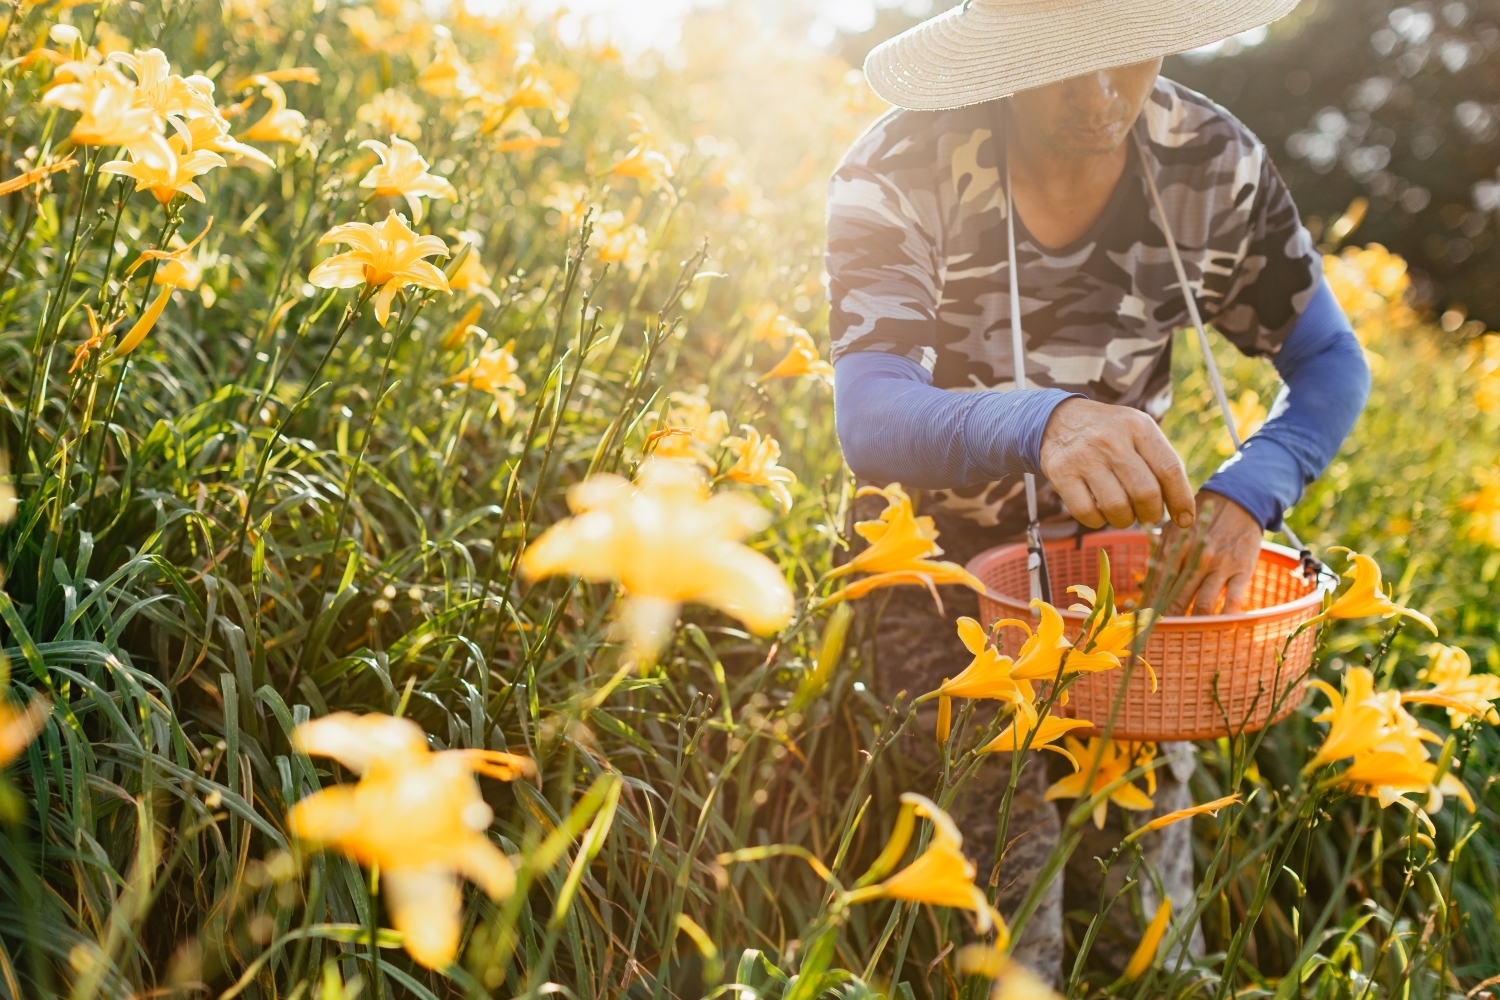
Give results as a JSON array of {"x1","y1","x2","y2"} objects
[{"x1": 826, "y1": 0, "x2": 1370, "y2": 984}]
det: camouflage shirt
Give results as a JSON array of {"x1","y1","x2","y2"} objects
[{"x1": 826, "y1": 77, "x2": 1322, "y2": 532}]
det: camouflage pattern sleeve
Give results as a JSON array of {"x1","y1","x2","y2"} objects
[
  {"x1": 1205, "y1": 149, "x2": 1322, "y2": 359},
  {"x1": 825, "y1": 117, "x2": 945, "y2": 371}
]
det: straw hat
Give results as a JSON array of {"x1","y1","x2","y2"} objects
[{"x1": 864, "y1": 0, "x2": 1302, "y2": 111}]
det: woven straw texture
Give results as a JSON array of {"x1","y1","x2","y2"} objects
[
  {"x1": 968, "y1": 529, "x2": 1328, "y2": 742},
  {"x1": 863, "y1": 0, "x2": 1301, "y2": 111}
]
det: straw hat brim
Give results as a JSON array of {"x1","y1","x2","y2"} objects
[{"x1": 864, "y1": 0, "x2": 1301, "y2": 111}]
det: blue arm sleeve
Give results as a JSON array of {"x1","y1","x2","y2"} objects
[
  {"x1": 1201, "y1": 280, "x2": 1371, "y2": 530},
  {"x1": 833, "y1": 352, "x2": 1081, "y2": 489}
]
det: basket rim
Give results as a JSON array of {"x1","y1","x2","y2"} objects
[{"x1": 965, "y1": 528, "x2": 1333, "y2": 625}]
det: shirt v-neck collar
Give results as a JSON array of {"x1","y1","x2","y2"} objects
[{"x1": 989, "y1": 99, "x2": 1147, "y2": 259}]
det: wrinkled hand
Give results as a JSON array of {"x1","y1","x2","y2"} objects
[
  {"x1": 1038, "y1": 398, "x2": 1196, "y2": 531},
  {"x1": 1161, "y1": 490, "x2": 1265, "y2": 615}
]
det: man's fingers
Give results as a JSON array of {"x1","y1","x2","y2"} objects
[
  {"x1": 1053, "y1": 474, "x2": 1106, "y2": 529},
  {"x1": 1221, "y1": 571, "x2": 1253, "y2": 615},
  {"x1": 1086, "y1": 472, "x2": 1137, "y2": 529},
  {"x1": 1192, "y1": 570, "x2": 1230, "y2": 615},
  {"x1": 1134, "y1": 423, "x2": 1196, "y2": 527},
  {"x1": 1108, "y1": 452, "x2": 1166, "y2": 526},
  {"x1": 1168, "y1": 562, "x2": 1210, "y2": 615}
]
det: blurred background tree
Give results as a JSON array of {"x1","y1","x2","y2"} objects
[{"x1": 817, "y1": 0, "x2": 1500, "y2": 330}]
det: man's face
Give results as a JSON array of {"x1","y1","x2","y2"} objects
[{"x1": 1009, "y1": 59, "x2": 1164, "y2": 157}]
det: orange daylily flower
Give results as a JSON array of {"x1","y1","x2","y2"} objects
[
  {"x1": 358, "y1": 137, "x2": 457, "y2": 224},
  {"x1": 1, "y1": 693, "x2": 51, "y2": 767},
  {"x1": 1406, "y1": 644, "x2": 1500, "y2": 725},
  {"x1": 110, "y1": 220, "x2": 213, "y2": 359},
  {"x1": 307, "y1": 211, "x2": 451, "y2": 326},
  {"x1": 1124, "y1": 794, "x2": 1242, "y2": 842},
  {"x1": 978, "y1": 713, "x2": 1094, "y2": 765},
  {"x1": 1121, "y1": 899, "x2": 1173, "y2": 981},
  {"x1": 446, "y1": 339, "x2": 524, "y2": 420},
  {"x1": 760, "y1": 327, "x2": 833, "y2": 383},
  {"x1": 845, "y1": 793, "x2": 999, "y2": 932},
  {"x1": 1320, "y1": 549, "x2": 1437, "y2": 634},
  {"x1": 721, "y1": 426, "x2": 796, "y2": 511},
  {"x1": 1336, "y1": 748, "x2": 1474, "y2": 813},
  {"x1": 441, "y1": 301, "x2": 484, "y2": 351},
  {"x1": 1460, "y1": 467, "x2": 1500, "y2": 547},
  {"x1": 825, "y1": 484, "x2": 984, "y2": 604},
  {"x1": 520, "y1": 457, "x2": 795, "y2": 662},
  {"x1": 0, "y1": 156, "x2": 76, "y2": 196},
  {"x1": 1304, "y1": 666, "x2": 1411, "y2": 771},
  {"x1": 1045, "y1": 737, "x2": 1156, "y2": 829},
  {"x1": 933, "y1": 617, "x2": 1035, "y2": 713},
  {"x1": 289, "y1": 713, "x2": 534, "y2": 970}
]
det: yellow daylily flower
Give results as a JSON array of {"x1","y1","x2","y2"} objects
[
  {"x1": 101, "y1": 142, "x2": 225, "y2": 204},
  {"x1": 289, "y1": 713, "x2": 535, "y2": 970},
  {"x1": 1121, "y1": 898, "x2": 1172, "y2": 981},
  {"x1": 978, "y1": 713, "x2": 1093, "y2": 765},
  {"x1": 1460, "y1": 467, "x2": 1500, "y2": 547},
  {"x1": 825, "y1": 484, "x2": 984, "y2": 603},
  {"x1": 42, "y1": 62, "x2": 161, "y2": 147},
  {"x1": 649, "y1": 390, "x2": 729, "y2": 467},
  {"x1": 1124, "y1": 793, "x2": 1242, "y2": 842},
  {"x1": 543, "y1": 182, "x2": 591, "y2": 232},
  {"x1": 358, "y1": 137, "x2": 457, "y2": 224},
  {"x1": 845, "y1": 793, "x2": 998, "y2": 932},
  {"x1": 1, "y1": 694, "x2": 51, "y2": 767},
  {"x1": 419, "y1": 35, "x2": 480, "y2": 99},
  {"x1": 448, "y1": 244, "x2": 500, "y2": 306},
  {"x1": 441, "y1": 301, "x2": 484, "y2": 351},
  {"x1": 307, "y1": 211, "x2": 451, "y2": 326},
  {"x1": 520, "y1": 457, "x2": 795, "y2": 662},
  {"x1": 110, "y1": 221, "x2": 213, "y2": 359},
  {"x1": 69, "y1": 306, "x2": 112, "y2": 374},
  {"x1": 492, "y1": 108, "x2": 564, "y2": 154},
  {"x1": 110, "y1": 48, "x2": 217, "y2": 120},
  {"x1": 491, "y1": 52, "x2": 570, "y2": 131},
  {"x1": 957, "y1": 945, "x2": 1059, "y2": 1000},
  {"x1": 0, "y1": 155, "x2": 76, "y2": 196},
  {"x1": 1045, "y1": 737, "x2": 1156, "y2": 830},
  {"x1": 721, "y1": 426, "x2": 796, "y2": 511},
  {"x1": 446, "y1": 339, "x2": 524, "y2": 420},
  {"x1": 592, "y1": 210, "x2": 649, "y2": 278},
  {"x1": 357, "y1": 89, "x2": 425, "y2": 139},
  {"x1": 238, "y1": 76, "x2": 307, "y2": 143},
  {"x1": 760, "y1": 327, "x2": 834, "y2": 383},
  {"x1": 1321, "y1": 549, "x2": 1437, "y2": 634},
  {"x1": 169, "y1": 113, "x2": 275, "y2": 167},
  {"x1": 1406, "y1": 644, "x2": 1500, "y2": 725},
  {"x1": 609, "y1": 143, "x2": 674, "y2": 192},
  {"x1": 933, "y1": 616, "x2": 1035, "y2": 711}
]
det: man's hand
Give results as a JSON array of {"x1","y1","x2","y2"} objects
[
  {"x1": 1161, "y1": 490, "x2": 1265, "y2": 615},
  {"x1": 1039, "y1": 398, "x2": 1196, "y2": 531}
]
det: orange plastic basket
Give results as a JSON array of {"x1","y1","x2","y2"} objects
[{"x1": 966, "y1": 529, "x2": 1331, "y2": 742}]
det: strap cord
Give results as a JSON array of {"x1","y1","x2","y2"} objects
[{"x1": 1130, "y1": 133, "x2": 1322, "y2": 581}]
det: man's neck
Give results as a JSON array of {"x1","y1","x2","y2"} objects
[{"x1": 1006, "y1": 117, "x2": 1132, "y2": 250}]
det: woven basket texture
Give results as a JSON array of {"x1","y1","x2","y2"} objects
[{"x1": 967, "y1": 529, "x2": 1327, "y2": 742}]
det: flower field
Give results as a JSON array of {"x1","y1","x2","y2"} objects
[{"x1": 3, "y1": 2, "x2": 1500, "y2": 999}]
